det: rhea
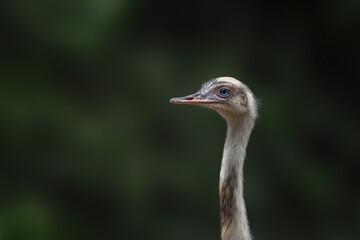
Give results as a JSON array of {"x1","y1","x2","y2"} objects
[{"x1": 170, "y1": 77, "x2": 257, "y2": 240}]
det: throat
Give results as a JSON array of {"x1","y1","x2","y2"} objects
[{"x1": 219, "y1": 119, "x2": 253, "y2": 240}]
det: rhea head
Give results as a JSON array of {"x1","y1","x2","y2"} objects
[{"x1": 170, "y1": 77, "x2": 257, "y2": 124}]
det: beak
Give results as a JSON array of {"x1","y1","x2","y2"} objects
[{"x1": 170, "y1": 92, "x2": 221, "y2": 105}]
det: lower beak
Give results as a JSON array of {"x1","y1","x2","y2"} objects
[{"x1": 170, "y1": 92, "x2": 221, "y2": 105}]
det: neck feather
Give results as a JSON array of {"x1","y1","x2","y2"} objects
[{"x1": 219, "y1": 116, "x2": 254, "y2": 240}]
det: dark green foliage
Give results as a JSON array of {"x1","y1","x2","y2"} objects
[{"x1": 0, "y1": 1, "x2": 359, "y2": 239}]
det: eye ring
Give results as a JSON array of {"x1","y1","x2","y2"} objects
[{"x1": 218, "y1": 87, "x2": 231, "y2": 98}]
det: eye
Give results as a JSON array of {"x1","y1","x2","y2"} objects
[{"x1": 218, "y1": 87, "x2": 231, "y2": 98}]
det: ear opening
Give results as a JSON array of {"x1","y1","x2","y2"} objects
[{"x1": 240, "y1": 93, "x2": 248, "y2": 107}]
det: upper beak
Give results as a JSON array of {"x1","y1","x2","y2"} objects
[{"x1": 170, "y1": 92, "x2": 221, "y2": 105}]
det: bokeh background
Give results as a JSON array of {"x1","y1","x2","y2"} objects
[{"x1": 1, "y1": 0, "x2": 359, "y2": 240}]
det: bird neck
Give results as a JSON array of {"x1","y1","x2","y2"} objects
[{"x1": 219, "y1": 116, "x2": 254, "y2": 240}]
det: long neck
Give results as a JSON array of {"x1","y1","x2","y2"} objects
[{"x1": 219, "y1": 116, "x2": 254, "y2": 240}]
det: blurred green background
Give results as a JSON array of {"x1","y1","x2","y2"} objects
[{"x1": 0, "y1": 0, "x2": 359, "y2": 240}]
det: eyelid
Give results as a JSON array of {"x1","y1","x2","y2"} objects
[{"x1": 217, "y1": 86, "x2": 230, "y2": 90}]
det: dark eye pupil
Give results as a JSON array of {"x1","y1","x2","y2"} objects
[{"x1": 220, "y1": 88, "x2": 229, "y2": 97}]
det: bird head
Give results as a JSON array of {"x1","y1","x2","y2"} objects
[{"x1": 170, "y1": 77, "x2": 257, "y2": 122}]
